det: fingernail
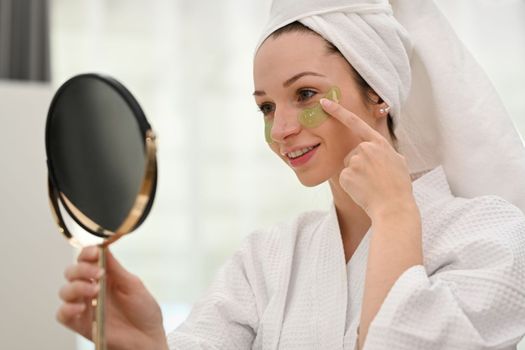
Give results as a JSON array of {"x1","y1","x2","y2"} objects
[{"x1": 320, "y1": 98, "x2": 333, "y2": 108}]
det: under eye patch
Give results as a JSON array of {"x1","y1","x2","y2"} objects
[
  {"x1": 264, "y1": 86, "x2": 342, "y2": 144},
  {"x1": 298, "y1": 86, "x2": 341, "y2": 128},
  {"x1": 264, "y1": 118, "x2": 274, "y2": 144}
]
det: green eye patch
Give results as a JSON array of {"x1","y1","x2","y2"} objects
[
  {"x1": 264, "y1": 118, "x2": 274, "y2": 144},
  {"x1": 264, "y1": 86, "x2": 341, "y2": 144},
  {"x1": 298, "y1": 86, "x2": 341, "y2": 128}
]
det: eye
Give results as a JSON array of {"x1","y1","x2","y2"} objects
[
  {"x1": 258, "y1": 102, "x2": 275, "y2": 116},
  {"x1": 297, "y1": 89, "x2": 317, "y2": 102}
]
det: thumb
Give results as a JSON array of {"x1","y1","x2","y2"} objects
[{"x1": 104, "y1": 247, "x2": 140, "y2": 293}]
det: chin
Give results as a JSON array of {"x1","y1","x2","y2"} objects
[{"x1": 295, "y1": 172, "x2": 329, "y2": 187}]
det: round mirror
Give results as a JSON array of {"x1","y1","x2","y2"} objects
[
  {"x1": 46, "y1": 73, "x2": 157, "y2": 246},
  {"x1": 45, "y1": 73, "x2": 157, "y2": 349}
]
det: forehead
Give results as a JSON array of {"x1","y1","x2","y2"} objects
[{"x1": 254, "y1": 32, "x2": 333, "y2": 84}]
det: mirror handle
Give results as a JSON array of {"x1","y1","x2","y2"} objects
[{"x1": 92, "y1": 245, "x2": 107, "y2": 350}]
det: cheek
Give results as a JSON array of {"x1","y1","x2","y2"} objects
[
  {"x1": 322, "y1": 120, "x2": 357, "y2": 156},
  {"x1": 269, "y1": 142, "x2": 282, "y2": 157}
]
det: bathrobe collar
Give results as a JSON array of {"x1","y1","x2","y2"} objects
[{"x1": 312, "y1": 165, "x2": 452, "y2": 348}]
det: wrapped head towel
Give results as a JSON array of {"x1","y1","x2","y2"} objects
[{"x1": 255, "y1": 0, "x2": 525, "y2": 214}]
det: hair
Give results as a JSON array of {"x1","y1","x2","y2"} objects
[{"x1": 270, "y1": 21, "x2": 398, "y2": 147}]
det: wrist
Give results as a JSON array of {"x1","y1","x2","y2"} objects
[
  {"x1": 138, "y1": 330, "x2": 169, "y2": 350},
  {"x1": 369, "y1": 198, "x2": 420, "y2": 223},
  {"x1": 111, "y1": 335, "x2": 168, "y2": 350},
  {"x1": 152, "y1": 331, "x2": 169, "y2": 350},
  {"x1": 145, "y1": 337, "x2": 169, "y2": 350}
]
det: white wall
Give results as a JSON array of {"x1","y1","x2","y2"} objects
[{"x1": 0, "y1": 81, "x2": 76, "y2": 350}]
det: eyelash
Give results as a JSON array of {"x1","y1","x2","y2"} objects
[
  {"x1": 257, "y1": 89, "x2": 318, "y2": 116},
  {"x1": 257, "y1": 103, "x2": 274, "y2": 116},
  {"x1": 298, "y1": 88, "x2": 317, "y2": 102}
]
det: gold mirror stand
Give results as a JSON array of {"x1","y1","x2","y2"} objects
[{"x1": 48, "y1": 130, "x2": 157, "y2": 350}]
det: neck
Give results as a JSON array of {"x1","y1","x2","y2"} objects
[{"x1": 328, "y1": 176, "x2": 371, "y2": 263}]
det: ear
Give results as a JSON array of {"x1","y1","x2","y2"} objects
[
  {"x1": 367, "y1": 91, "x2": 390, "y2": 120},
  {"x1": 378, "y1": 102, "x2": 391, "y2": 116},
  {"x1": 372, "y1": 102, "x2": 391, "y2": 120}
]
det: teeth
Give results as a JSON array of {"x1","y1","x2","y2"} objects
[{"x1": 287, "y1": 146, "x2": 315, "y2": 159}]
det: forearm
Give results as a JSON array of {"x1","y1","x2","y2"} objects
[{"x1": 358, "y1": 201, "x2": 423, "y2": 349}]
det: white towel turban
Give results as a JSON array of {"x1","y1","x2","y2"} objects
[{"x1": 255, "y1": 0, "x2": 525, "y2": 214}]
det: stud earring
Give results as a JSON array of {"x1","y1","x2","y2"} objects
[{"x1": 379, "y1": 105, "x2": 391, "y2": 114}]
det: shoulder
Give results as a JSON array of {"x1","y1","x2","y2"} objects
[
  {"x1": 413, "y1": 165, "x2": 525, "y2": 231},
  {"x1": 424, "y1": 193, "x2": 524, "y2": 235},
  {"x1": 422, "y1": 193, "x2": 525, "y2": 274}
]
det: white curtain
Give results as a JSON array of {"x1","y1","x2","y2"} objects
[{"x1": 0, "y1": 0, "x2": 50, "y2": 81}]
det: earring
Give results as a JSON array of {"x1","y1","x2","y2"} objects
[{"x1": 379, "y1": 105, "x2": 391, "y2": 114}]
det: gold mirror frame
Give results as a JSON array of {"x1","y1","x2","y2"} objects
[{"x1": 47, "y1": 129, "x2": 157, "y2": 350}]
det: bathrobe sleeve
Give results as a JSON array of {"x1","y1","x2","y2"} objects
[
  {"x1": 362, "y1": 196, "x2": 525, "y2": 350},
  {"x1": 166, "y1": 234, "x2": 260, "y2": 350}
]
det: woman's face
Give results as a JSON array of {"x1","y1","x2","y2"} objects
[{"x1": 253, "y1": 31, "x2": 385, "y2": 187}]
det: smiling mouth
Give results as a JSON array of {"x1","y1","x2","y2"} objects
[{"x1": 286, "y1": 143, "x2": 321, "y2": 159}]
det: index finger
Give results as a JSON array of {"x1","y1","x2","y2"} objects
[{"x1": 320, "y1": 98, "x2": 384, "y2": 142}]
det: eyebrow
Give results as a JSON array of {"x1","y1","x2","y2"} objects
[{"x1": 253, "y1": 71, "x2": 326, "y2": 96}]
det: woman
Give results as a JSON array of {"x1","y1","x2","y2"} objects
[{"x1": 57, "y1": 0, "x2": 525, "y2": 349}]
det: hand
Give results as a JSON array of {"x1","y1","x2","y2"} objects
[
  {"x1": 57, "y1": 246, "x2": 168, "y2": 350},
  {"x1": 320, "y1": 98, "x2": 415, "y2": 219}
]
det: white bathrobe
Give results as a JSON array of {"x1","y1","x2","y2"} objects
[{"x1": 167, "y1": 165, "x2": 525, "y2": 349}]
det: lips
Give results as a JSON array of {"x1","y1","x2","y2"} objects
[
  {"x1": 283, "y1": 143, "x2": 320, "y2": 158},
  {"x1": 285, "y1": 143, "x2": 320, "y2": 167},
  {"x1": 286, "y1": 146, "x2": 314, "y2": 159}
]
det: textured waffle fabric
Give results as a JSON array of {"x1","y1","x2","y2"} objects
[{"x1": 168, "y1": 165, "x2": 525, "y2": 349}]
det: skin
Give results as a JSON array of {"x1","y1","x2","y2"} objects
[
  {"x1": 254, "y1": 31, "x2": 423, "y2": 348},
  {"x1": 57, "y1": 30, "x2": 423, "y2": 350},
  {"x1": 56, "y1": 247, "x2": 169, "y2": 350}
]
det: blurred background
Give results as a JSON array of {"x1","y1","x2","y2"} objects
[{"x1": 0, "y1": 0, "x2": 524, "y2": 349}]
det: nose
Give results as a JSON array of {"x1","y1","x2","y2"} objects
[{"x1": 270, "y1": 106, "x2": 301, "y2": 143}]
